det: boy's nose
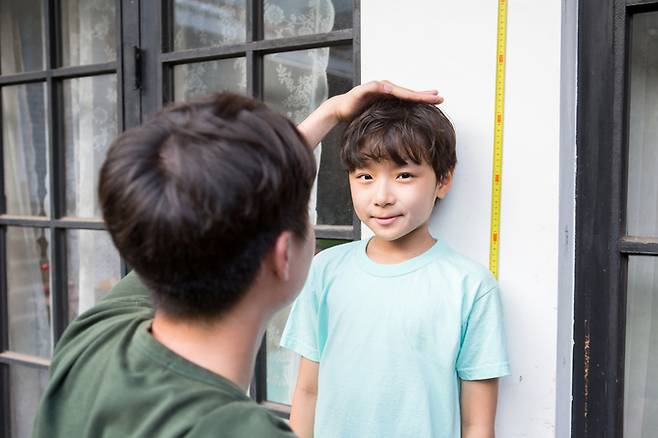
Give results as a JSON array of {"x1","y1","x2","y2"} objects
[{"x1": 373, "y1": 182, "x2": 395, "y2": 207}]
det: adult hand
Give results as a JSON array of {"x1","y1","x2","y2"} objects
[
  {"x1": 298, "y1": 80, "x2": 443, "y2": 149},
  {"x1": 330, "y1": 80, "x2": 444, "y2": 123}
]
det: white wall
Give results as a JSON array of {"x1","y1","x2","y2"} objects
[{"x1": 360, "y1": 1, "x2": 570, "y2": 436}]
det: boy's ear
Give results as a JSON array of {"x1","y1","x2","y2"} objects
[
  {"x1": 435, "y1": 171, "x2": 454, "y2": 200},
  {"x1": 271, "y1": 231, "x2": 292, "y2": 281}
]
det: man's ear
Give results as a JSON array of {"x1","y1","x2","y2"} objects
[
  {"x1": 271, "y1": 230, "x2": 292, "y2": 281},
  {"x1": 436, "y1": 171, "x2": 454, "y2": 200}
]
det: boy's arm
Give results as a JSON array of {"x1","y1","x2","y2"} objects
[
  {"x1": 297, "y1": 80, "x2": 443, "y2": 149},
  {"x1": 289, "y1": 357, "x2": 320, "y2": 438},
  {"x1": 460, "y1": 378, "x2": 499, "y2": 438}
]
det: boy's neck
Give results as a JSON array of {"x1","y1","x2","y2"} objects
[
  {"x1": 150, "y1": 292, "x2": 268, "y2": 391},
  {"x1": 367, "y1": 224, "x2": 436, "y2": 264}
]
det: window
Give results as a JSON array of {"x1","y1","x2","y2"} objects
[
  {"x1": 1, "y1": 0, "x2": 359, "y2": 433},
  {"x1": 574, "y1": 1, "x2": 658, "y2": 437},
  {"x1": 0, "y1": 1, "x2": 125, "y2": 437}
]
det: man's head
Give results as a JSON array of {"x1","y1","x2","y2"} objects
[
  {"x1": 341, "y1": 97, "x2": 456, "y2": 241},
  {"x1": 99, "y1": 93, "x2": 316, "y2": 320}
]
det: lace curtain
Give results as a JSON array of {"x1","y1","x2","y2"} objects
[
  {"x1": 59, "y1": 0, "x2": 121, "y2": 318},
  {"x1": 260, "y1": 0, "x2": 335, "y2": 405},
  {"x1": 1, "y1": 1, "x2": 51, "y2": 437}
]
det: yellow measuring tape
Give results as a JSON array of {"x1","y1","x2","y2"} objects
[{"x1": 489, "y1": 0, "x2": 508, "y2": 279}]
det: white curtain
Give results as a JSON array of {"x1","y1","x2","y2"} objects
[
  {"x1": 172, "y1": 0, "x2": 248, "y2": 99},
  {"x1": 61, "y1": 0, "x2": 121, "y2": 317},
  {"x1": 623, "y1": 12, "x2": 658, "y2": 438},
  {"x1": 2, "y1": 2, "x2": 51, "y2": 437},
  {"x1": 261, "y1": 0, "x2": 335, "y2": 405}
]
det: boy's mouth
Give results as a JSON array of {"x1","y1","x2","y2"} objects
[{"x1": 372, "y1": 215, "x2": 402, "y2": 226}]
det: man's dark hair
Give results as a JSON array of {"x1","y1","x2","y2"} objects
[
  {"x1": 99, "y1": 93, "x2": 316, "y2": 320},
  {"x1": 341, "y1": 97, "x2": 456, "y2": 181}
]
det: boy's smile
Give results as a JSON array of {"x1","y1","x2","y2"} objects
[{"x1": 349, "y1": 159, "x2": 452, "y2": 257}]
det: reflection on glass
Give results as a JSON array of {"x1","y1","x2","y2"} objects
[
  {"x1": 9, "y1": 365, "x2": 49, "y2": 438},
  {"x1": 173, "y1": 58, "x2": 246, "y2": 101},
  {"x1": 266, "y1": 239, "x2": 346, "y2": 404},
  {"x1": 173, "y1": 0, "x2": 246, "y2": 51},
  {"x1": 2, "y1": 83, "x2": 50, "y2": 216},
  {"x1": 264, "y1": 46, "x2": 353, "y2": 226},
  {"x1": 0, "y1": 0, "x2": 45, "y2": 74},
  {"x1": 264, "y1": 0, "x2": 352, "y2": 39},
  {"x1": 64, "y1": 74, "x2": 117, "y2": 218},
  {"x1": 627, "y1": 12, "x2": 658, "y2": 237},
  {"x1": 67, "y1": 230, "x2": 121, "y2": 322},
  {"x1": 60, "y1": 0, "x2": 116, "y2": 66},
  {"x1": 7, "y1": 227, "x2": 52, "y2": 358},
  {"x1": 624, "y1": 256, "x2": 658, "y2": 437}
]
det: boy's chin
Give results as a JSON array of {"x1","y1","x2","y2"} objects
[
  {"x1": 369, "y1": 223, "x2": 432, "y2": 244},
  {"x1": 370, "y1": 228, "x2": 416, "y2": 243}
]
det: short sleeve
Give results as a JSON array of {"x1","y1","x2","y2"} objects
[
  {"x1": 280, "y1": 261, "x2": 321, "y2": 362},
  {"x1": 456, "y1": 286, "x2": 511, "y2": 380}
]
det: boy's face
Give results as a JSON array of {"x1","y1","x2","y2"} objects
[{"x1": 349, "y1": 159, "x2": 452, "y2": 242}]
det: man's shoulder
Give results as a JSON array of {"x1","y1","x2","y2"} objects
[{"x1": 188, "y1": 400, "x2": 296, "y2": 437}]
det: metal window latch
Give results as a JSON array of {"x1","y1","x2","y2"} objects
[{"x1": 133, "y1": 46, "x2": 143, "y2": 90}]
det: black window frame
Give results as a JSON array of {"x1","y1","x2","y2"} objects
[{"x1": 573, "y1": 0, "x2": 658, "y2": 436}]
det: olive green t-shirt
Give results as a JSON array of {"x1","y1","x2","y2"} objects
[{"x1": 32, "y1": 272, "x2": 296, "y2": 438}]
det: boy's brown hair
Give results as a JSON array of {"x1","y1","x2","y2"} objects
[
  {"x1": 341, "y1": 97, "x2": 456, "y2": 182},
  {"x1": 99, "y1": 93, "x2": 316, "y2": 320}
]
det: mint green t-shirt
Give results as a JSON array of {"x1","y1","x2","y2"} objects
[
  {"x1": 281, "y1": 238, "x2": 510, "y2": 438},
  {"x1": 32, "y1": 272, "x2": 296, "y2": 438}
]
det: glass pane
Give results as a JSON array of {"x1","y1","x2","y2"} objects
[
  {"x1": 60, "y1": 0, "x2": 117, "y2": 66},
  {"x1": 0, "y1": 0, "x2": 45, "y2": 74},
  {"x1": 173, "y1": 0, "x2": 247, "y2": 51},
  {"x1": 624, "y1": 256, "x2": 658, "y2": 437},
  {"x1": 7, "y1": 227, "x2": 52, "y2": 358},
  {"x1": 64, "y1": 74, "x2": 118, "y2": 218},
  {"x1": 266, "y1": 239, "x2": 346, "y2": 404},
  {"x1": 267, "y1": 302, "x2": 298, "y2": 404},
  {"x1": 264, "y1": 46, "x2": 353, "y2": 226},
  {"x1": 9, "y1": 364, "x2": 49, "y2": 438},
  {"x1": 264, "y1": 0, "x2": 352, "y2": 39},
  {"x1": 173, "y1": 58, "x2": 247, "y2": 101},
  {"x1": 67, "y1": 230, "x2": 121, "y2": 322},
  {"x1": 627, "y1": 12, "x2": 658, "y2": 237},
  {"x1": 2, "y1": 83, "x2": 50, "y2": 216}
]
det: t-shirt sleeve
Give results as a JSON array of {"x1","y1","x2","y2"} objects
[
  {"x1": 456, "y1": 286, "x2": 511, "y2": 380},
  {"x1": 279, "y1": 261, "x2": 321, "y2": 362}
]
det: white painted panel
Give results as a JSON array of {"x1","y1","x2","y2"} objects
[{"x1": 361, "y1": 1, "x2": 567, "y2": 436}]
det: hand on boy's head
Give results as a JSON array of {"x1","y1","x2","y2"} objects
[{"x1": 332, "y1": 80, "x2": 444, "y2": 123}]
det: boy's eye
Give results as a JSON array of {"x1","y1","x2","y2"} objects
[
  {"x1": 357, "y1": 174, "x2": 373, "y2": 181},
  {"x1": 397, "y1": 172, "x2": 413, "y2": 180}
]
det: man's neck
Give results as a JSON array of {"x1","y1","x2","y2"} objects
[{"x1": 150, "y1": 299, "x2": 267, "y2": 391}]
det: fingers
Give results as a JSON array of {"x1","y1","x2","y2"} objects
[{"x1": 363, "y1": 80, "x2": 444, "y2": 104}]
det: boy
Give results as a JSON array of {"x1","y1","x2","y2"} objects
[
  {"x1": 32, "y1": 84, "x2": 441, "y2": 437},
  {"x1": 281, "y1": 97, "x2": 510, "y2": 438}
]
